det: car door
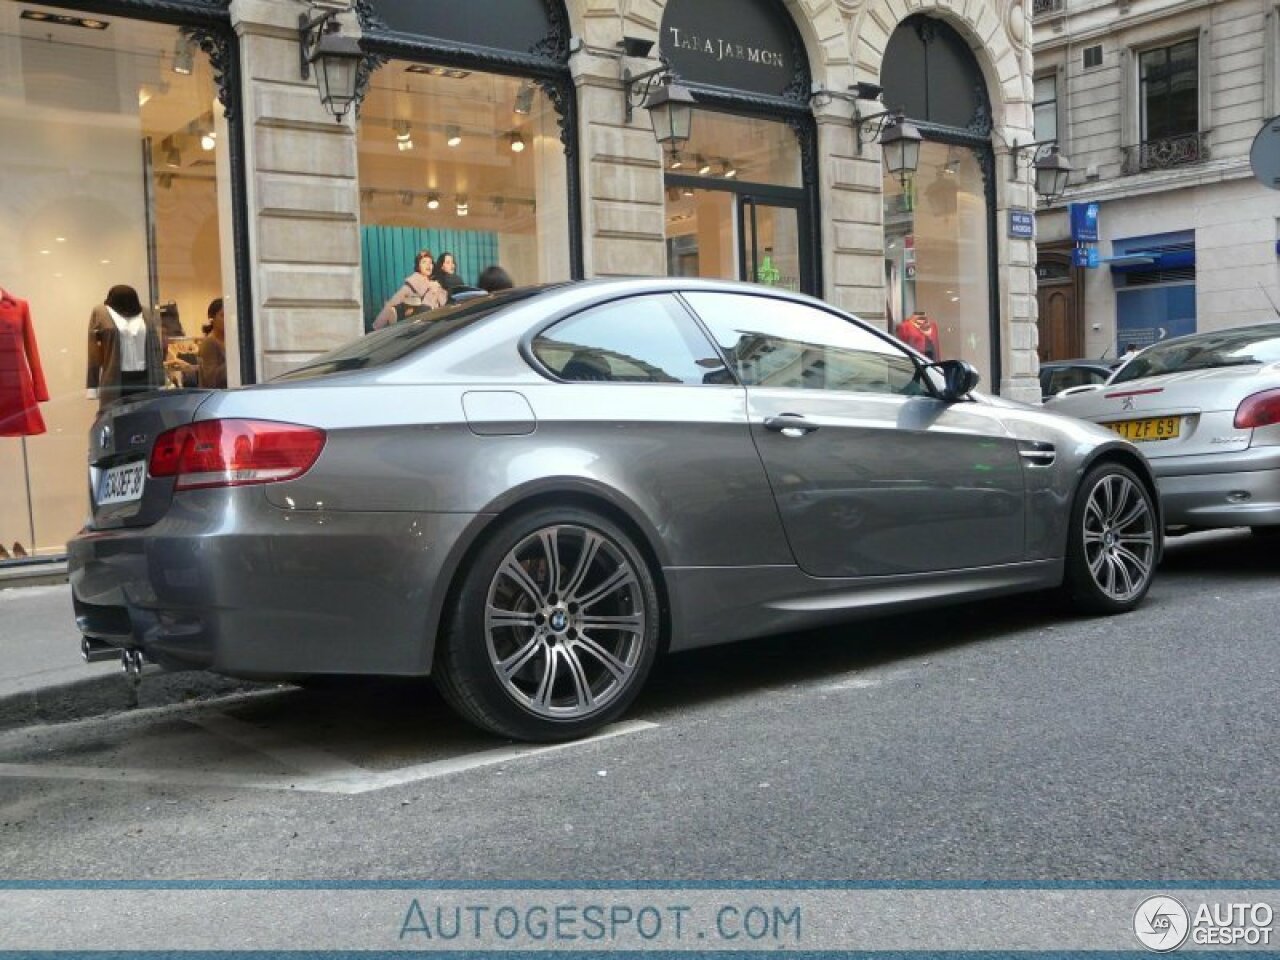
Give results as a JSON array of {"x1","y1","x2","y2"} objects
[{"x1": 682, "y1": 291, "x2": 1027, "y2": 578}]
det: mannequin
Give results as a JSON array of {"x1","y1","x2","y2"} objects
[
  {"x1": 895, "y1": 311, "x2": 940, "y2": 360},
  {"x1": 87, "y1": 285, "x2": 165, "y2": 411},
  {"x1": 0, "y1": 286, "x2": 49, "y2": 437}
]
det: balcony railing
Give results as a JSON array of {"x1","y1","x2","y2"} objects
[
  {"x1": 1032, "y1": 0, "x2": 1065, "y2": 17},
  {"x1": 1122, "y1": 132, "x2": 1210, "y2": 174}
]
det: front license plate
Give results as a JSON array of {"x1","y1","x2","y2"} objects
[
  {"x1": 98, "y1": 461, "x2": 147, "y2": 506},
  {"x1": 1104, "y1": 416, "x2": 1181, "y2": 442}
]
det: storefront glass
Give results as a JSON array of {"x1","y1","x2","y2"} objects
[
  {"x1": 357, "y1": 62, "x2": 570, "y2": 330},
  {"x1": 882, "y1": 141, "x2": 992, "y2": 384},
  {"x1": 0, "y1": 5, "x2": 231, "y2": 562},
  {"x1": 663, "y1": 111, "x2": 805, "y2": 290}
]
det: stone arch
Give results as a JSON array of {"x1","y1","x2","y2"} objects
[
  {"x1": 561, "y1": 0, "x2": 852, "y2": 94},
  {"x1": 844, "y1": 0, "x2": 1033, "y2": 134}
]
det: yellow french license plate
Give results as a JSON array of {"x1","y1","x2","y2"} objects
[{"x1": 1105, "y1": 416, "x2": 1181, "y2": 442}]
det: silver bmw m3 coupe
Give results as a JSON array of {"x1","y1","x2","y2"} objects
[{"x1": 69, "y1": 279, "x2": 1161, "y2": 740}]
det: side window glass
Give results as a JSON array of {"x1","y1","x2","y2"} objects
[
  {"x1": 532, "y1": 295, "x2": 730, "y2": 385},
  {"x1": 683, "y1": 292, "x2": 925, "y2": 396}
]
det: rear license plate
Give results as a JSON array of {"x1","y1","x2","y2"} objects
[
  {"x1": 98, "y1": 461, "x2": 147, "y2": 506},
  {"x1": 1104, "y1": 416, "x2": 1181, "y2": 442}
]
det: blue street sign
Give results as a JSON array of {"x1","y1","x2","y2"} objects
[
  {"x1": 1009, "y1": 208, "x2": 1035, "y2": 238},
  {"x1": 1070, "y1": 202, "x2": 1099, "y2": 242},
  {"x1": 1072, "y1": 247, "x2": 1090, "y2": 267},
  {"x1": 1087, "y1": 247, "x2": 1100, "y2": 268}
]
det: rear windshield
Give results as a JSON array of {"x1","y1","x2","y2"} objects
[
  {"x1": 273, "y1": 287, "x2": 546, "y2": 381},
  {"x1": 1110, "y1": 325, "x2": 1280, "y2": 384}
]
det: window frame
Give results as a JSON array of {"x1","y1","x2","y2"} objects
[
  {"x1": 1032, "y1": 72, "x2": 1060, "y2": 145},
  {"x1": 1138, "y1": 36, "x2": 1200, "y2": 143},
  {"x1": 523, "y1": 292, "x2": 739, "y2": 387}
]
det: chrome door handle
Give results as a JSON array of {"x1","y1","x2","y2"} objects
[{"x1": 763, "y1": 414, "x2": 819, "y2": 437}]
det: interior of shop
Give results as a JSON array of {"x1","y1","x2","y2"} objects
[
  {"x1": 662, "y1": 111, "x2": 802, "y2": 290},
  {"x1": 882, "y1": 140, "x2": 991, "y2": 383},
  {"x1": 356, "y1": 61, "x2": 569, "y2": 330},
  {"x1": 0, "y1": 4, "x2": 227, "y2": 560}
]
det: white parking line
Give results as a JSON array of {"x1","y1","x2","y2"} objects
[{"x1": 0, "y1": 720, "x2": 659, "y2": 795}]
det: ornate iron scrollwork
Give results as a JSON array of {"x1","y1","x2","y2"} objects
[
  {"x1": 1122, "y1": 132, "x2": 1209, "y2": 174},
  {"x1": 967, "y1": 85, "x2": 992, "y2": 138},
  {"x1": 180, "y1": 25, "x2": 235, "y2": 120},
  {"x1": 353, "y1": 0, "x2": 389, "y2": 117}
]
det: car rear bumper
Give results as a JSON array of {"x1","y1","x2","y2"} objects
[
  {"x1": 1150, "y1": 445, "x2": 1280, "y2": 527},
  {"x1": 68, "y1": 490, "x2": 486, "y2": 678}
]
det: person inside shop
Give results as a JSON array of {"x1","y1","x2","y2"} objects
[
  {"x1": 373, "y1": 249, "x2": 447, "y2": 330},
  {"x1": 199, "y1": 298, "x2": 227, "y2": 388},
  {"x1": 432, "y1": 251, "x2": 467, "y2": 297},
  {"x1": 87, "y1": 285, "x2": 165, "y2": 411},
  {"x1": 895, "y1": 310, "x2": 940, "y2": 361},
  {"x1": 477, "y1": 265, "x2": 514, "y2": 293}
]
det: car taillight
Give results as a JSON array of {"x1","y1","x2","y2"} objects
[
  {"x1": 148, "y1": 419, "x2": 326, "y2": 490},
  {"x1": 1233, "y1": 389, "x2": 1280, "y2": 429}
]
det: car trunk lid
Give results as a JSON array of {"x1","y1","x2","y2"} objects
[{"x1": 87, "y1": 390, "x2": 215, "y2": 530}]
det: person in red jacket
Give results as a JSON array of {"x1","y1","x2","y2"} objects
[
  {"x1": 0, "y1": 288, "x2": 49, "y2": 437},
  {"x1": 895, "y1": 311, "x2": 941, "y2": 360}
]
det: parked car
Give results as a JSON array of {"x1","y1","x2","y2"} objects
[
  {"x1": 1046, "y1": 323, "x2": 1280, "y2": 535},
  {"x1": 1039, "y1": 358, "x2": 1119, "y2": 402},
  {"x1": 69, "y1": 279, "x2": 1161, "y2": 741}
]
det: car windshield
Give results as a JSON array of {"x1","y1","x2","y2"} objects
[
  {"x1": 273, "y1": 287, "x2": 548, "y2": 381},
  {"x1": 1110, "y1": 325, "x2": 1280, "y2": 384}
]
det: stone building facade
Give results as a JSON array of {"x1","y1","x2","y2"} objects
[
  {"x1": 0, "y1": 0, "x2": 1039, "y2": 563},
  {"x1": 1031, "y1": 0, "x2": 1280, "y2": 365}
]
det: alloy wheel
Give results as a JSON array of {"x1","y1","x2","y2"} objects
[
  {"x1": 484, "y1": 524, "x2": 646, "y2": 719},
  {"x1": 1082, "y1": 473, "x2": 1155, "y2": 602}
]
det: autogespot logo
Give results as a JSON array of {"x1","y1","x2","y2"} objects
[{"x1": 1134, "y1": 896, "x2": 1190, "y2": 952}]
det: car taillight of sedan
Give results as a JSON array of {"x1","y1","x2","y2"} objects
[
  {"x1": 148, "y1": 419, "x2": 326, "y2": 490},
  {"x1": 1234, "y1": 388, "x2": 1280, "y2": 429}
]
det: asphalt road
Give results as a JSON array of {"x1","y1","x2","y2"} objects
[{"x1": 0, "y1": 529, "x2": 1276, "y2": 881}]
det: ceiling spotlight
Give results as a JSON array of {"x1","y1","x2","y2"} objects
[
  {"x1": 200, "y1": 131, "x2": 216, "y2": 151},
  {"x1": 400, "y1": 191, "x2": 413, "y2": 206},
  {"x1": 172, "y1": 34, "x2": 194, "y2": 75},
  {"x1": 456, "y1": 196, "x2": 469, "y2": 217},
  {"x1": 721, "y1": 159, "x2": 737, "y2": 178},
  {"x1": 426, "y1": 193, "x2": 440, "y2": 210},
  {"x1": 697, "y1": 156, "x2": 712, "y2": 176},
  {"x1": 446, "y1": 125, "x2": 462, "y2": 147},
  {"x1": 394, "y1": 119, "x2": 413, "y2": 151},
  {"x1": 681, "y1": 186, "x2": 694, "y2": 198},
  {"x1": 513, "y1": 84, "x2": 534, "y2": 115},
  {"x1": 508, "y1": 132, "x2": 525, "y2": 153},
  {"x1": 668, "y1": 153, "x2": 684, "y2": 170}
]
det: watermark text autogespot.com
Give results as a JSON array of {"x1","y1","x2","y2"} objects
[{"x1": 399, "y1": 899, "x2": 802, "y2": 946}]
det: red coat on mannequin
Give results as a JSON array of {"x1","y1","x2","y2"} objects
[
  {"x1": 895, "y1": 312, "x2": 941, "y2": 360},
  {"x1": 0, "y1": 290, "x2": 50, "y2": 436}
]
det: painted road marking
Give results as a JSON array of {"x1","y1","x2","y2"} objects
[{"x1": 0, "y1": 720, "x2": 658, "y2": 795}]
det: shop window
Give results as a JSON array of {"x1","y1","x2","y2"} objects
[
  {"x1": 532, "y1": 295, "x2": 726, "y2": 385},
  {"x1": 357, "y1": 64, "x2": 570, "y2": 332},
  {"x1": 0, "y1": 7, "x2": 231, "y2": 561},
  {"x1": 882, "y1": 142, "x2": 992, "y2": 385}
]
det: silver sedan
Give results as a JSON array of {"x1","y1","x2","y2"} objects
[
  {"x1": 69, "y1": 279, "x2": 1161, "y2": 740},
  {"x1": 1046, "y1": 323, "x2": 1280, "y2": 534}
]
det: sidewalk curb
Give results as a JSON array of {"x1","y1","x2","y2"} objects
[{"x1": 0, "y1": 669, "x2": 267, "y2": 733}]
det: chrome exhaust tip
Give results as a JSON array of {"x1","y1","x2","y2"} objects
[
  {"x1": 81, "y1": 637, "x2": 123, "y2": 664},
  {"x1": 121, "y1": 648, "x2": 146, "y2": 685}
]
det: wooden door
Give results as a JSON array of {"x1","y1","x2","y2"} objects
[{"x1": 1036, "y1": 247, "x2": 1082, "y2": 361}]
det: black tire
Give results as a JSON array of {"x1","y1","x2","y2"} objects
[
  {"x1": 1060, "y1": 461, "x2": 1159, "y2": 615},
  {"x1": 1250, "y1": 525, "x2": 1280, "y2": 537},
  {"x1": 435, "y1": 506, "x2": 661, "y2": 741}
]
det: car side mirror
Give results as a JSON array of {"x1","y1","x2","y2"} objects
[{"x1": 927, "y1": 359, "x2": 981, "y2": 402}]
